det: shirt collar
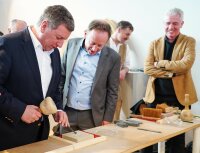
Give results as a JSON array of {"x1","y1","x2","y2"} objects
[
  {"x1": 81, "y1": 39, "x2": 101, "y2": 55},
  {"x1": 165, "y1": 34, "x2": 179, "y2": 44},
  {"x1": 110, "y1": 37, "x2": 124, "y2": 46},
  {"x1": 28, "y1": 26, "x2": 54, "y2": 54}
]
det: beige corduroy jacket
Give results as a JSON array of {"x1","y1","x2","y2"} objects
[{"x1": 143, "y1": 33, "x2": 198, "y2": 105}]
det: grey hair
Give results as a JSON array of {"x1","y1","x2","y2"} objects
[
  {"x1": 11, "y1": 19, "x2": 27, "y2": 27},
  {"x1": 37, "y1": 5, "x2": 74, "y2": 32},
  {"x1": 8, "y1": 19, "x2": 27, "y2": 33},
  {"x1": 166, "y1": 8, "x2": 184, "y2": 21}
]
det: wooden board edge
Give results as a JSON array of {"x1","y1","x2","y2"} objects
[
  {"x1": 45, "y1": 145, "x2": 74, "y2": 153},
  {"x1": 45, "y1": 136, "x2": 107, "y2": 153},
  {"x1": 73, "y1": 136, "x2": 107, "y2": 150},
  {"x1": 50, "y1": 135, "x2": 76, "y2": 144}
]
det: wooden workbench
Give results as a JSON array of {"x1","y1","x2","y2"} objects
[
  {"x1": 2, "y1": 118, "x2": 200, "y2": 153},
  {"x1": 1, "y1": 136, "x2": 74, "y2": 153},
  {"x1": 67, "y1": 118, "x2": 200, "y2": 153}
]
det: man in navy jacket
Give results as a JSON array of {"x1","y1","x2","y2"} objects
[{"x1": 0, "y1": 5, "x2": 74, "y2": 150}]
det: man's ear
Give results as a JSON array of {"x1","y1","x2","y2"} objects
[
  {"x1": 117, "y1": 27, "x2": 121, "y2": 33},
  {"x1": 181, "y1": 21, "x2": 184, "y2": 28},
  {"x1": 84, "y1": 30, "x2": 87, "y2": 38},
  {"x1": 8, "y1": 28, "x2": 11, "y2": 33},
  {"x1": 40, "y1": 20, "x2": 48, "y2": 33}
]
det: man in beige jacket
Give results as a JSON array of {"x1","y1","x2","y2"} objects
[{"x1": 142, "y1": 8, "x2": 198, "y2": 153}]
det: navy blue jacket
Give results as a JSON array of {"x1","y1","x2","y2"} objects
[{"x1": 0, "y1": 28, "x2": 62, "y2": 150}]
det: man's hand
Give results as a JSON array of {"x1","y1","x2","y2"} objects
[
  {"x1": 53, "y1": 111, "x2": 70, "y2": 127},
  {"x1": 102, "y1": 120, "x2": 110, "y2": 125},
  {"x1": 21, "y1": 105, "x2": 42, "y2": 124},
  {"x1": 154, "y1": 61, "x2": 158, "y2": 68},
  {"x1": 119, "y1": 68, "x2": 128, "y2": 80}
]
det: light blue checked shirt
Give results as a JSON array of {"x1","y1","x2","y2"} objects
[{"x1": 67, "y1": 47, "x2": 101, "y2": 110}]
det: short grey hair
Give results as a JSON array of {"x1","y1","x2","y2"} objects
[
  {"x1": 11, "y1": 19, "x2": 27, "y2": 27},
  {"x1": 37, "y1": 5, "x2": 74, "y2": 32},
  {"x1": 8, "y1": 19, "x2": 27, "y2": 33},
  {"x1": 166, "y1": 8, "x2": 184, "y2": 21}
]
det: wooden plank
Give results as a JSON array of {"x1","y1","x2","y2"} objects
[
  {"x1": 3, "y1": 136, "x2": 73, "y2": 153},
  {"x1": 72, "y1": 136, "x2": 107, "y2": 150},
  {"x1": 62, "y1": 130, "x2": 94, "y2": 142},
  {"x1": 46, "y1": 136, "x2": 107, "y2": 153}
]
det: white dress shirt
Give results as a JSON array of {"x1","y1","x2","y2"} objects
[{"x1": 28, "y1": 26, "x2": 53, "y2": 98}]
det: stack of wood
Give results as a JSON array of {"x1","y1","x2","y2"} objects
[
  {"x1": 131, "y1": 103, "x2": 175, "y2": 122},
  {"x1": 156, "y1": 103, "x2": 174, "y2": 113},
  {"x1": 142, "y1": 108, "x2": 162, "y2": 118},
  {"x1": 131, "y1": 108, "x2": 162, "y2": 122}
]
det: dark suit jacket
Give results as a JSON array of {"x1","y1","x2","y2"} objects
[
  {"x1": 60, "y1": 38, "x2": 120, "y2": 126},
  {"x1": 0, "y1": 28, "x2": 62, "y2": 150}
]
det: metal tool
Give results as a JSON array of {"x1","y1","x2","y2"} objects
[
  {"x1": 114, "y1": 120, "x2": 128, "y2": 128},
  {"x1": 183, "y1": 121, "x2": 193, "y2": 123},
  {"x1": 114, "y1": 119, "x2": 142, "y2": 127},
  {"x1": 137, "y1": 128, "x2": 161, "y2": 133},
  {"x1": 124, "y1": 119, "x2": 142, "y2": 126},
  {"x1": 68, "y1": 126, "x2": 77, "y2": 134}
]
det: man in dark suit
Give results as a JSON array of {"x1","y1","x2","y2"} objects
[
  {"x1": 59, "y1": 20, "x2": 120, "y2": 132},
  {"x1": 0, "y1": 5, "x2": 74, "y2": 150}
]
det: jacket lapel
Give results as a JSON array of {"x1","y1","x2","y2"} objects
[
  {"x1": 158, "y1": 36, "x2": 165, "y2": 60},
  {"x1": 171, "y1": 34, "x2": 183, "y2": 60},
  {"x1": 22, "y1": 28, "x2": 43, "y2": 95},
  {"x1": 67, "y1": 39, "x2": 83, "y2": 77},
  {"x1": 46, "y1": 51, "x2": 58, "y2": 97},
  {"x1": 91, "y1": 48, "x2": 108, "y2": 92}
]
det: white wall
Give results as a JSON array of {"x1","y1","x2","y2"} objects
[{"x1": 0, "y1": 0, "x2": 199, "y2": 114}]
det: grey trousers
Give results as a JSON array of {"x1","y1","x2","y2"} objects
[{"x1": 61, "y1": 106, "x2": 95, "y2": 133}]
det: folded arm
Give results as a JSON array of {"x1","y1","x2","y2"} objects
[{"x1": 144, "y1": 37, "x2": 195, "y2": 78}]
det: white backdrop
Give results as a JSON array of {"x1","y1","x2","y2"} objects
[{"x1": 0, "y1": 0, "x2": 199, "y2": 114}]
